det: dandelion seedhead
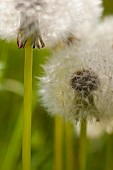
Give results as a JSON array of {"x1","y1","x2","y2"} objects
[
  {"x1": 39, "y1": 20, "x2": 113, "y2": 122},
  {"x1": 0, "y1": 0, "x2": 91, "y2": 48},
  {"x1": 0, "y1": 0, "x2": 104, "y2": 48}
]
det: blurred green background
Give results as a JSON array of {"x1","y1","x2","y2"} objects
[{"x1": 0, "y1": 1, "x2": 113, "y2": 170}]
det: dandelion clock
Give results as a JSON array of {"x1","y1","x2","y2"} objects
[{"x1": 0, "y1": 0, "x2": 88, "y2": 48}]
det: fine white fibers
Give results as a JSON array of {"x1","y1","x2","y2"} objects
[
  {"x1": 83, "y1": 0, "x2": 103, "y2": 21},
  {"x1": 39, "y1": 28, "x2": 113, "y2": 122},
  {"x1": 0, "y1": 0, "x2": 85, "y2": 47},
  {"x1": 75, "y1": 118, "x2": 113, "y2": 138},
  {"x1": 0, "y1": 0, "x2": 19, "y2": 40},
  {"x1": 15, "y1": 0, "x2": 46, "y2": 14},
  {"x1": 94, "y1": 17, "x2": 113, "y2": 42},
  {"x1": 75, "y1": 120, "x2": 104, "y2": 138},
  {"x1": 0, "y1": 0, "x2": 103, "y2": 47},
  {"x1": 39, "y1": 0, "x2": 85, "y2": 46},
  {"x1": 40, "y1": 0, "x2": 103, "y2": 45},
  {"x1": 75, "y1": 0, "x2": 103, "y2": 39}
]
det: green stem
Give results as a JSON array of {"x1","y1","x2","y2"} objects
[
  {"x1": 54, "y1": 116, "x2": 64, "y2": 170},
  {"x1": 106, "y1": 133, "x2": 113, "y2": 170},
  {"x1": 79, "y1": 119, "x2": 87, "y2": 170},
  {"x1": 23, "y1": 39, "x2": 32, "y2": 170},
  {"x1": 65, "y1": 121, "x2": 74, "y2": 170}
]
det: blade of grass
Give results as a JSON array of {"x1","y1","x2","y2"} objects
[{"x1": 2, "y1": 108, "x2": 22, "y2": 170}]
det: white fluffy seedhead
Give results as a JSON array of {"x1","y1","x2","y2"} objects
[
  {"x1": 0, "y1": 0, "x2": 84, "y2": 48},
  {"x1": 39, "y1": 48, "x2": 99, "y2": 121},
  {"x1": 39, "y1": 23, "x2": 113, "y2": 122},
  {"x1": 0, "y1": 0, "x2": 103, "y2": 48}
]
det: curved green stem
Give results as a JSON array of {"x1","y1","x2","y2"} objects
[
  {"x1": 23, "y1": 39, "x2": 32, "y2": 170},
  {"x1": 79, "y1": 119, "x2": 87, "y2": 170}
]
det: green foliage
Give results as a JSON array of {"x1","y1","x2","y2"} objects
[{"x1": 103, "y1": 0, "x2": 113, "y2": 15}]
